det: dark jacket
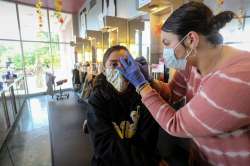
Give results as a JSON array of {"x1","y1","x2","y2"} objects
[{"x1": 87, "y1": 73, "x2": 160, "y2": 166}]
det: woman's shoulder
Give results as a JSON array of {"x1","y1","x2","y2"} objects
[
  {"x1": 219, "y1": 49, "x2": 250, "y2": 76},
  {"x1": 201, "y1": 49, "x2": 250, "y2": 96}
]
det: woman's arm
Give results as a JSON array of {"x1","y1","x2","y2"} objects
[
  {"x1": 150, "y1": 70, "x2": 188, "y2": 104},
  {"x1": 150, "y1": 80, "x2": 171, "y2": 101},
  {"x1": 140, "y1": 71, "x2": 250, "y2": 138}
]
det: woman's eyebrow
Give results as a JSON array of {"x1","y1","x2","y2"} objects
[{"x1": 109, "y1": 59, "x2": 119, "y2": 62}]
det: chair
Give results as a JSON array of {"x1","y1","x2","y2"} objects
[{"x1": 55, "y1": 79, "x2": 69, "y2": 100}]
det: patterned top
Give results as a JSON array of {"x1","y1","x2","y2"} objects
[{"x1": 142, "y1": 51, "x2": 250, "y2": 166}]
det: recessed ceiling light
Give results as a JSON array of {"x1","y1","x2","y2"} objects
[{"x1": 148, "y1": 4, "x2": 159, "y2": 11}]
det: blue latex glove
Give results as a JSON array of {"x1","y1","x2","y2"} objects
[
  {"x1": 117, "y1": 55, "x2": 148, "y2": 88},
  {"x1": 137, "y1": 63, "x2": 153, "y2": 83},
  {"x1": 135, "y1": 57, "x2": 153, "y2": 83}
]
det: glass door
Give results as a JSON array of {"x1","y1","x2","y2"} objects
[{"x1": 23, "y1": 42, "x2": 52, "y2": 94}]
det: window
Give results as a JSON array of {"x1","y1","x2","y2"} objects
[
  {"x1": 51, "y1": 44, "x2": 74, "y2": 89},
  {"x1": 220, "y1": 17, "x2": 250, "y2": 51},
  {"x1": 0, "y1": 1, "x2": 75, "y2": 95},
  {"x1": 49, "y1": 10, "x2": 73, "y2": 43},
  {"x1": 0, "y1": 1, "x2": 20, "y2": 40},
  {"x1": 0, "y1": 41, "x2": 23, "y2": 77},
  {"x1": 142, "y1": 21, "x2": 150, "y2": 60},
  {"x1": 23, "y1": 42, "x2": 51, "y2": 94},
  {"x1": 19, "y1": 4, "x2": 50, "y2": 41}
]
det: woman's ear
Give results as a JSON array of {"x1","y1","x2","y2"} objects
[{"x1": 186, "y1": 31, "x2": 199, "y2": 49}]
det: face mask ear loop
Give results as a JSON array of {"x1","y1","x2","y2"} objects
[
  {"x1": 185, "y1": 47, "x2": 194, "y2": 60},
  {"x1": 173, "y1": 33, "x2": 190, "y2": 51}
]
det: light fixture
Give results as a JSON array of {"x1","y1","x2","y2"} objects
[{"x1": 148, "y1": 4, "x2": 159, "y2": 12}]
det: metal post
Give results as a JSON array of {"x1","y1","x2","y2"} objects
[
  {"x1": 47, "y1": 9, "x2": 55, "y2": 75},
  {"x1": 15, "y1": 3, "x2": 29, "y2": 96},
  {"x1": 2, "y1": 93, "x2": 10, "y2": 129}
]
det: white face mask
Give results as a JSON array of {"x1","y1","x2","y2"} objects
[
  {"x1": 105, "y1": 68, "x2": 129, "y2": 92},
  {"x1": 163, "y1": 34, "x2": 193, "y2": 70}
]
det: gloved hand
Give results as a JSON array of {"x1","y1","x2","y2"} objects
[
  {"x1": 135, "y1": 56, "x2": 152, "y2": 82},
  {"x1": 117, "y1": 54, "x2": 148, "y2": 88},
  {"x1": 135, "y1": 59, "x2": 153, "y2": 82}
]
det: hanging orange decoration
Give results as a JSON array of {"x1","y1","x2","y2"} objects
[
  {"x1": 35, "y1": 0, "x2": 43, "y2": 29},
  {"x1": 217, "y1": 0, "x2": 224, "y2": 5},
  {"x1": 215, "y1": 0, "x2": 224, "y2": 14},
  {"x1": 59, "y1": 17, "x2": 64, "y2": 24},
  {"x1": 54, "y1": 0, "x2": 64, "y2": 25}
]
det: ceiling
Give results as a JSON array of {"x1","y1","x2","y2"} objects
[{"x1": 11, "y1": 0, "x2": 86, "y2": 13}]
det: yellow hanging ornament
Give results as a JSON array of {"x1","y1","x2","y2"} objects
[
  {"x1": 35, "y1": 0, "x2": 43, "y2": 29},
  {"x1": 54, "y1": 0, "x2": 64, "y2": 25},
  {"x1": 215, "y1": 0, "x2": 224, "y2": 14}
]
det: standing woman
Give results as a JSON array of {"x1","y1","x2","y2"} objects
[{"x1": 117, "y1": 2, "x2": 250, "y2": 166}]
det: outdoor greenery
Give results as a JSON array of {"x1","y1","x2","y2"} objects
[{"x1": 0, "y1": 31, "x2": 61, "y2": 74}]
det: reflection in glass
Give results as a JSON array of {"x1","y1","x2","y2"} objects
[
  {"x1": 0, "y1": 94, "x2": 8, "y2": 135},
  {"x1": 5, "y1": 90, "x2": 15, "y2": 126},
  {"x1": 18, "y1": 77, "x2": 26, "y2": 106},
  {"x1": 0, "y1": 94, "x2": 10, "y2": 139},
  {"x1": 29, "y1": 98, "x2": 49, "y2": 128},
  {"x1": 0, "y1": 144, "x2": 13, "y2": 166}
]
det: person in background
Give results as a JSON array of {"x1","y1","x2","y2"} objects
[
  {"x1": 72, "y1": 63, "x2": 81, "y2": 91},
  {"x1": 34, "y1": 57, "x2": 44, "y2": 88},
  {"x1": 87, "y1": 45, "x2": 163, "y2": 166},
  {"x1": 117, "y1": 2, "x2": 250, "y2": 166},
  {"x1": 45, "y1": 65, "x2": 55, "y2": 98}
]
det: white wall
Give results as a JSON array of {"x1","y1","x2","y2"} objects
[
  {"x1": 116, "y1": 0, "x2": 145, "y2": 18},
  {"x1": 86, "y1": 0, "x2": 102, "y2": 31},
  {"x1": 78, "y1": 0, "x2": 145, "y2": 35}
]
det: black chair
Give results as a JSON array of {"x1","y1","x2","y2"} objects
[{"x1": 55, "y1": 79, "x2": 69, "y2": 100}]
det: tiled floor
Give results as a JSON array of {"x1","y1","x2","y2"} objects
[{"x1": 0, "y1": 95, "x2": 52, "y2": 166}]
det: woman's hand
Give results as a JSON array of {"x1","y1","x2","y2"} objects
[
  {"x1": 117, "y1": 54, "x2": 148, "y2": 88},
  {"x1": 135, "y1": 57, "x2": 153, "y2": 83}
]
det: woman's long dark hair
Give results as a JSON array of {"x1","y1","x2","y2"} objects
[{"x1": 162, "y1": 2, "x2": 235, "y2": 45}]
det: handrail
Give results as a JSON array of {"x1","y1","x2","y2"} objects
[
  {"x1": 0, "y1": 76, "x2": 25, "y2": 94},
  {"x1": 0, "y1": 75, "x2": 27, "y2": 151}
]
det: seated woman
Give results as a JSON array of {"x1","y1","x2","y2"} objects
[{"x1": 87, "y1": 45, "x2": 162, "y2": 166}]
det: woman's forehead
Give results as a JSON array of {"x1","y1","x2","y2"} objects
[
  {"x1": 161, "y1": 31, "x2": 178, "y2": 41},
  {"x1": 108, "y1": 49, "x2": 128, "y2": 61}
]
